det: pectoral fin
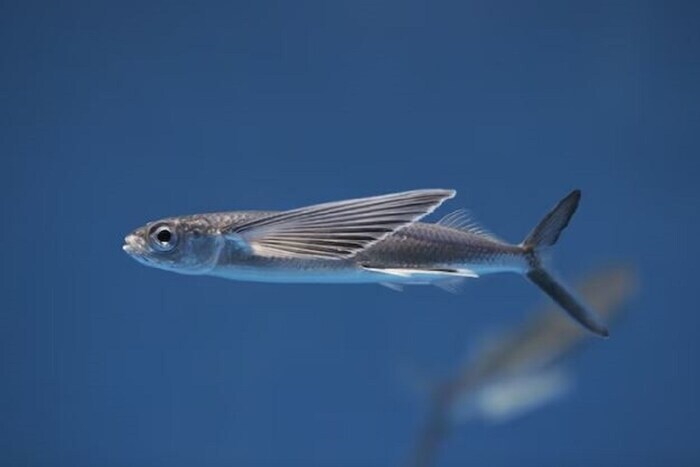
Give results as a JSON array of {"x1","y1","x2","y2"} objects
[{"x1": 222, "y1": 189, "x2": 455, "y2": 260}]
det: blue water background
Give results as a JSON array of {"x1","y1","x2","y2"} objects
[{"x1": 2, "y1": 1, "x2": 699, "y2": 465}]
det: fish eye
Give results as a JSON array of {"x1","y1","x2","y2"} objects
[{"x1": 148, "y1": 224, "x2": 178, "y2": 252}]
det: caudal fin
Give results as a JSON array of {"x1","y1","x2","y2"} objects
[
  {"x1": 521, "y1": 190, "x2": 610, "y2": 338},
  {"x1": 526, "y1": 268, "x2": 609, "y2": 337},
  {"x1": 522, "y1": 189, "x2": 581, "y2": 250}
]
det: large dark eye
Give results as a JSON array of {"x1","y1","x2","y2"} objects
[
  {"x1": 148, "y1": 224, "x2": 178, "y2": 252},
  {"x1": 156, "y1": 229, "x2": 171, "y2": 243}
]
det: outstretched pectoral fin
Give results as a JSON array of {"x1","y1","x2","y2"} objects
[{"x1": 221, "y1": 189, "x2": 455, "y2": 260}]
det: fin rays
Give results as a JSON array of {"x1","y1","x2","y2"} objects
[
  {"x1": 437, "y1": 209, "x2": 500, "y2": 241},
  {"x1": 362, "y1": 265, "x2": 479, "y2": 278},
  {"x1": 223, "y1": 189, "x2": 455, "y2": 260}
]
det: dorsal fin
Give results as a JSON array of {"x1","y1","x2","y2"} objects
[{"x1": 437, "y1": 209, "x2": 501, "y2": 241}]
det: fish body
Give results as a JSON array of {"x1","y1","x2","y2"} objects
[
  {"x1": 208, "y1": 218, "x2": 526, "y2": 284},
  {"x1": 123, "y1": 189, "x2": 607, "y2": 336}
]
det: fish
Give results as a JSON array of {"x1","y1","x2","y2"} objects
[
  {"x1": 123, "y1": 188, "x2": 608, "y2": 336},
  {"x1": 408, "y1": 265, "x2": 637, "y2": 467}
]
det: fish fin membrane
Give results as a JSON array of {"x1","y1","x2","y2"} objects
[
  {"x1": 437, "y1": 208, "x2": 501, "y2": 241},
  {"x1": 379, "y1": 282, "x2": 405, "y2": 292},
  {"x1": 522, "y1": 190, "x2": 580, "y2": 250},
  {"x1": 223, "y1": 189, "x2": 455, "y2": 260},
  {"x1": 379, "y1": 274, "x2": 468, "y2": 293},
  {"x1": 362, "y1": 265, "x2": 479, "y2": 278},
  {"x1": 527, "y1": 268, "x2": 609, "y2": 337},
  {"x1": 433, "y1": 277, "x2": 466, "y2": 294},
  {"x1": 520, "y1": 190, "x2": 609, "y2": 337}
]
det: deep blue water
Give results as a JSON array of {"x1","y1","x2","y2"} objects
[{"x1": 3, "y1": 1, "x2": 699, "y2": 466}]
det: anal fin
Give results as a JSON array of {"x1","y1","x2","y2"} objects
[
  {"x1": 380, "y1": 282, "x2": 404, "y2": 292},
  {"x1": 433, "y1": 277, "x2": 467, "y2": 294}
]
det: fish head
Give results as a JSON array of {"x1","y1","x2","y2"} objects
[{"x1": 123, "y1": 216, "x2": 224, "y2": 275}]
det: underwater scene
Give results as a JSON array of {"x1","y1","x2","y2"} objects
[{"x1": 3, "y1": 1, "x2": 699, "y2": 466}]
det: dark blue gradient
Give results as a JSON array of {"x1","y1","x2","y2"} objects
[{"x1": 2, "y1": 1, "x2": 699, "y2": 466}]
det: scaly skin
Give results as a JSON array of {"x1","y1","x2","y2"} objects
[
  {"x1": 122, "y1": 189, "x2": 608, "y2": 336},
  {"x1": 202, "y1": 212, "x2": 528, "y2": 283}
]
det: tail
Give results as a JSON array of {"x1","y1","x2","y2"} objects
[{"x1": 521, "y1": 190, "x2": 609, "y2": 337}]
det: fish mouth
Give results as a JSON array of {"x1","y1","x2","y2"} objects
[{"x1": 122, "y1": 234, "x2": 146, "y2": 256}]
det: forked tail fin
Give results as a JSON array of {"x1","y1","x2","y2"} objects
[
  {"x1": 526, "y1": 268, "x2": 609, "y2": 337},
  {"x1": 522, "y1": 189, "x2": 581, "y2": 250},
  {"x1": 521, "y1": 190, "x2": 610, "y2": 338}
]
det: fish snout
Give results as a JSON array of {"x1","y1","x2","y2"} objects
[{"x1": 122, "y1": 234, "x2": 146, "y2": 256}]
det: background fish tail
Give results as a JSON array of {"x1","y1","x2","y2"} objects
[{"x1": 522, "y1": 190, "x2": 609, "y2": 337}]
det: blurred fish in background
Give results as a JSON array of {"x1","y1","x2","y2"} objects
[{"x1": 408, "y1": 265, "x2": 638, "y2": 467}]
